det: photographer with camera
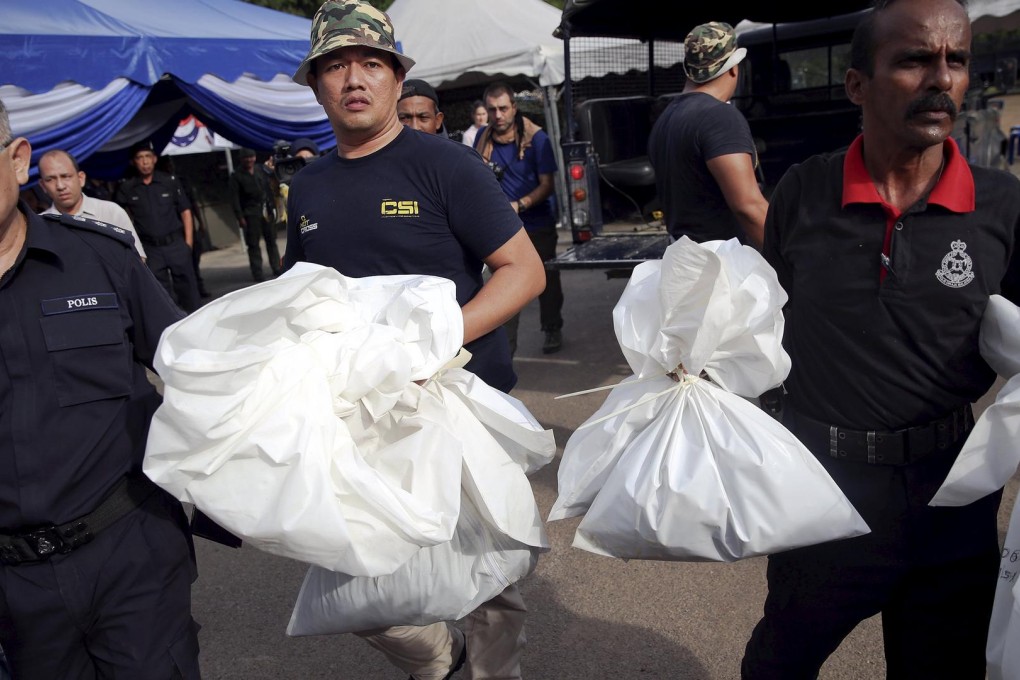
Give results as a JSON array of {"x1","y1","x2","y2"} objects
[
  {"x1": 474, "y1": 81, "x2": 562, "y2": 355},
  {"x1": 266, "y1": 138, "x2": 322, "y2": 241}
]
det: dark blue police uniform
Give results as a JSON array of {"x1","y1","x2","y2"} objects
[
  {"x1": 115, "y1": 170, "x2": 202, "y2": 312},
  {"x1": 0, "y1": 205, "x2": 200, "y2": 678}
]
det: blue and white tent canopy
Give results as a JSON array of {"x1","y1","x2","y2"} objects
[{"x1": 1, "y1": 0, "x2": 335, "y2": 178}]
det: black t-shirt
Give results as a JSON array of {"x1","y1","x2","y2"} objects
[
  {"x1": 765, "y1": 136, "x2": 1020, "y2": 430},
  {"x1": 648, "y1": 92, "x2": 757, "y2": 242},
  {"x1": 284, "y1": 127, "x2": 524, "y2": 392}
]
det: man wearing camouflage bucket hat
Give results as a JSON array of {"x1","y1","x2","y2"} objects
[
  {"x1": 284, "y1": 2, "x2": 546, "y2": 679},
  {"x1": 648, "y1": 21, "x2": 768, "y2": 248}
]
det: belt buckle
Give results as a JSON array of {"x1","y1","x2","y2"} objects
[{"x1": 23, "y1": 527, "x2": 71, "y2": 559}]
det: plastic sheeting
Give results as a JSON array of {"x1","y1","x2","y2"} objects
[
  {"x1": 930, "y1": 295, "x2": 1020, "y2": 507},
  {"x1": 550, "y1": 237, "x2": 869, "y2": 562},
  {"x1": 144, "y1": 263, "x2": 553, "y2": 577}
]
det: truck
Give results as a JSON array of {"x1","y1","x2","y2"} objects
[{"x1": 549, "y1": 0, "x2": 1010, "y2": 276}]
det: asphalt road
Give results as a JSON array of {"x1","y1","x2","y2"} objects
[{"x1": 184, "y1": 232, "x2": 1015, "y2": 679}]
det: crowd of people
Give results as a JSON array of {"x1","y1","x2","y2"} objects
[{"x1": 1, "y1": 0, "x2": 1018, "y2": 677}]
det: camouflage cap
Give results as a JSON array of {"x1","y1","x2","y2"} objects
[
  {"x1": 683, "y1": 22, "x2": 746, "y2": 84},
  {"x1": 293, "y1": 0, "x2": 415, "y2": 85}
]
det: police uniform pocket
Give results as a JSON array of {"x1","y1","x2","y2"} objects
[{"x1": 39, "y1": 307, "x2": 132, "y2": 407}]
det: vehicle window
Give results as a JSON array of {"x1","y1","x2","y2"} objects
[{"x1": 780, "y1": 44, "x2": 851, "y2": 90}]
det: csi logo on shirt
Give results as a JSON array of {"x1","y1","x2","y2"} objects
[{"x1": 380, "y1": 200, "x2": 419, "y2": 217}]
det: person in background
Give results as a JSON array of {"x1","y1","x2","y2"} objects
[
  {"x1": 0, "y1": 97, "x2": 201, "y2": 680},
  {"x1": 475, "y1": 81, "x2": 562, "y2": 355},
  {"x1": 291, "y1": 137, "x2": 322, "y2": 160},
  {"x1": 229, "y1": 147, "x2": 280, "y2": 282},
  {"x1": 398, "y1": 79, "x2": 448, "y2": 137},
  {"x1": 38, "y1": 148, "x2": 147, "y2": 261},
  {"x1": 286, "y1": 2, "x2": 546, "y2": 678},
  {"x1": 461, "y1": 99, "x2": 487, "y2": 149},
  {"x1": 741, "y1": 0, "x2": 1020, "y2": 677},
  {"x1": 648, "y1": 21, "x2": 767, "y2": 249},
  {"x1": 83, "y1": 175, "x2": 114, "y2": 202},
  {"x1": 157, "y1": 155, "x2": 212, "y2": 298},
  {"x1": 114, "y1": 140, "x2": 202, "y2": 312}
]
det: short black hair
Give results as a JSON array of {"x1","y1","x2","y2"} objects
[{"x1": 850, "y1": 0, "x2": 969, "y2": 76}]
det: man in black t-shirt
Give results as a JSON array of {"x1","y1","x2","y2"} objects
[
  {"x1": 648, "y1": 21, "x2": 767, "y2": 248},
  {"x1": 285, "y1": 2, "x2": 546, "y2": 678}
]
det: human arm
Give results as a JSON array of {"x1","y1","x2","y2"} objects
[
  {"x1": 461, "y1": 229, "x2": 545, "y2": 345},
  {"x1": 706, "y1": 152, "x2": 768, "y2": 249},
  {"x1": 180, "y1": 208, "x2": 194, "y2": 248},
  {"x1": 512, "y1": 172, "x2": 555, "y2": 214},
  {"x1": 227, "y1": 174, "x2": 245, "y2": 227}
]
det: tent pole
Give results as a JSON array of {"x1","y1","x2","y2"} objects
[
  {"x1": 541, "y1": 84, "x2": 569, "y2": 231},
  {"x1": 224, "y1": 149, "x2": 244, "y2": 247}
]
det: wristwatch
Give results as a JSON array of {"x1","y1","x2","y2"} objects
[{"x1": 518, "y1": 196, "x2": 530, "y2": 212}]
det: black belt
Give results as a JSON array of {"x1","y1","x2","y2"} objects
[
  {"x1": 0, "y1": 476, "x2": 159, "y2": 565},
  {"x1": 792, "y1": 405, "x2": 974, "y2": 466},
  {"x1": 140, "y1": 231, "x2": 182, "y2": 247}
]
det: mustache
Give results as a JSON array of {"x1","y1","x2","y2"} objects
[{"x1": 906, "y1": 93, "x2": 958, "y2": 119}]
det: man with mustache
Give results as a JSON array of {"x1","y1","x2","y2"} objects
[
  {"x1": 38, "y1": 149, "x2": 147, "y2": 262},
  {"x1": 741, "y1": 0, "x2": 1020, "y2": 677}
]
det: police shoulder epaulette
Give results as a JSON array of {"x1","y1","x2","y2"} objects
[{"x1": 43, "y1": 212, "x2": 135, "y2": 248}]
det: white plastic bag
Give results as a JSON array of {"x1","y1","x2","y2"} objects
[
  {"x1": 550, "y1": 237, "x2": 869, "y2": 561},
  {"x1": 987, "y1": 491, "x2": 1020, "y2": 680},
  {"x1": 287, "y1": 494, "x2": 539, "y2": 636},
  {"x1": 145, "y1": 263, "x2": 551, "y2": 576},
  {"x1": 930, "y1": 295, "x2": 1020, "y2": 507},
  {"x1": 570, "y1": 374, "x2": 869, "y2": 561}
]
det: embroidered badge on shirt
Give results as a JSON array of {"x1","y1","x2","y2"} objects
[
  {"x1": 935, "y1": 239, "x2": 975, "y2": 288},
  {"x1": 41, "y1": 293, "x2": 119, "y2": 315},
  {"x1": 299, "y1": 215, "x2": 318, "y2": 234}
]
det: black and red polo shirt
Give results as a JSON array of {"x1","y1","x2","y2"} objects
[{"x1": 765, "y1": 135, "x2": 1020, "y2": 430}]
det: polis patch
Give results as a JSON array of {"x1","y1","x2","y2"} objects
[{"x1": 41, "y1": 293, "x2": 119, "y2": 315}]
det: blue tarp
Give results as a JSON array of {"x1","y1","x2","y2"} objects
[
  {"x1": 1, "y1": 0, "x2": 335, "y2": 179},
  {"x1": 3, "y1": 0, "x2": 313, "y2": 93}
]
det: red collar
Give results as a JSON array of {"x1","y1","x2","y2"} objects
[{"x1": 841, "y1": 134, "x2": 975, "y2": 214}]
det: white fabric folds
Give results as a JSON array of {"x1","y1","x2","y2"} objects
[
  {"x1": 930, "y1": 295, "x2": 1020, "y2": 507},
  {"x1": 144, "y1": 263, "x2": 552, "y2": 587},
  {"x1": 987, "y1": 491, "x2": 1020, "y2": 680},
  {"x1": 549, "y1": 237, "x2": 869, "y2": 562}
]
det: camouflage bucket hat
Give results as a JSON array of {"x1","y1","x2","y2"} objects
[
  {"x1": 293, "y1": 0, "x2": 415, "y2": 85},
  {"x1": 683, "y1": 21, "x2": 747, "y2": 84}
]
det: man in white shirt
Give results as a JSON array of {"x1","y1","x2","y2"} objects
[{"x1": 38, "y1": 149, "x2": 147, "y2": 261}]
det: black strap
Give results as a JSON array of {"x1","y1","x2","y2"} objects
[
  {"x1": 0, "y1": 476, "x2": 159, "y2": 565},
  {"x1": 789, "y1": 405, "x2": 974, "y2": 466}
]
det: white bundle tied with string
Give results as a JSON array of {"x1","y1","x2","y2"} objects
[{"x1": 549, "y1": 237, "x2": 869, "y2": 562}]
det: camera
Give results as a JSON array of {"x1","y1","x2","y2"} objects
[
  {"x1": 487, "y1": 161, "x2": 505, "y2": 182},
  {"x1": 272, "y1": 140, "x2": 307, "y2": 184}
]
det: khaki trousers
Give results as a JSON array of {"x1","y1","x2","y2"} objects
[{"x1": 355, "y1": 584, "x2": 527, "y2": 679}]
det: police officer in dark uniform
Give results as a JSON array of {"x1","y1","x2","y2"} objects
[
  {"x1": 229, "y1": 147, "x2": 280, "y2": 282},
  {"x1": 0, "y1": 100, "x2": 201, "y2": 678},
  {"x1": 115, "y1": 140, "x2": 202, "y2": 312}
]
